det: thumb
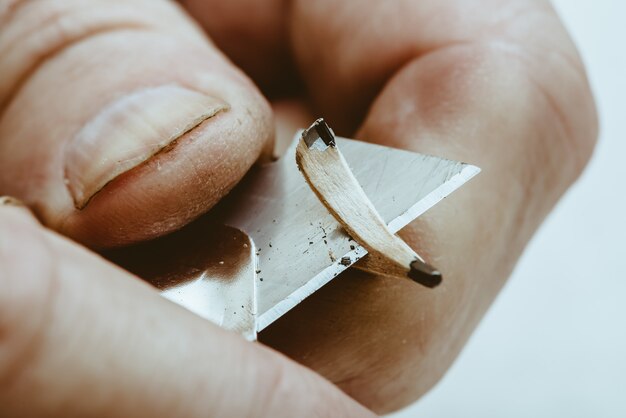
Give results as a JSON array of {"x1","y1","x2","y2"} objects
[
  {"x1": 0, "y1": 202, "x2": 373, "y2": 417},
  {"x1": 0, "y1": 0, "x2": 273, "y2": 248}
]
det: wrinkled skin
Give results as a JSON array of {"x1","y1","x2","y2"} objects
[{"x1": 0, "y1": 0, "x2": 597, "y2": 416}]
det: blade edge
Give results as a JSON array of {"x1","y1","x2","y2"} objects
[{"x1": 257, "y1": 164, "x2": 480, "y2": 331}]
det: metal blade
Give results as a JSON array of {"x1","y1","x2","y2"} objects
[
  {"x1": 105, "y1": 223, "x2": 258, "y2": 340},
  {"x1": 213, "y1": 134, "x2": 480, "y2": 330},
  {"x1": 108, "y1": 132, "x2": 479, "y2": 339}
]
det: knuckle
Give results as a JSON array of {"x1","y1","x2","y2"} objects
[{"x1": 0, "y1": 0, "x2": 166, "y2": 112}]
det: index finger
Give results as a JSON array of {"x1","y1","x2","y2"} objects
[{"x1": 180, "y1": 0, "x2": 597, "y2": 412}]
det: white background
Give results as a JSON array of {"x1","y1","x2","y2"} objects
[{"x1": 392, "y1": 1, "x2": 625, "y2": 417}]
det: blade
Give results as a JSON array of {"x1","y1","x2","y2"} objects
[
  {"x1": 213, "y1": 134, "x2": 480, "y2": 330},
  {"x1": 105, "y1": 223, "x2": 258, "y2": 340},
  {"x1": 108, "y1": 133, "x2": 479, "y2": 338}
]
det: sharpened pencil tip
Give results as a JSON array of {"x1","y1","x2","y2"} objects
[
  {"x1": 408, "y1": 259, "x2": 442, "y2": 288},
  {"x1": 302, "y1": 118, "x2": 336, "y2": 150}
]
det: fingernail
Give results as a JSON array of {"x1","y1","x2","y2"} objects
[
  {"x1": 64, "y1": 85, "x2": 229, "y2": 209},
  {"x1": 0, "y1": 196, "x2": 37, "y2": 221},
  {"x1": 0, "y1": 196, "x2": 26, "y2": 208}
]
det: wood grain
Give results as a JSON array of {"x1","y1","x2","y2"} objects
[{"x1": 295, "y1": 121, "x2": 441, "y2": 288}]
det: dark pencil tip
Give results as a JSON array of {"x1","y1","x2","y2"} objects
[
  {"x1": 302, "y1": 118, "x2": 336, "y2": 149},
  {"x1": 314, "y1": 118, "x2": 336, "y2": 147},
  {"x1": 408, "y1": 259, "x2": 443, "y2": 288}
]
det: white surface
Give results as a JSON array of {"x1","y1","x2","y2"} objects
[{"x1": 392, "y1": 1, "x2": 626, "y2": 417}]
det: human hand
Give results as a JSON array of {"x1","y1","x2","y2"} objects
[
  {"x1": 0, "y1": 0, "x2": 597, "y2": 415},
  {"x1": 0, "y1": 200, "x2": 373, "y2": 417}
]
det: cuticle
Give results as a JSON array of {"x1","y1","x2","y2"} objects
[{"x1": 69, "y1": 103, "x2": 230, "y2": 211}]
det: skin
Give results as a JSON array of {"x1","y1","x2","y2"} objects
[{"x1": 0, "y1": 0, "x2": 597, "y2": 416}]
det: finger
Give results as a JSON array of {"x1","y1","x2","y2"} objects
[
  {"x1": 0, "y1": 202, "x2": 373, "y2": 418},
  {"x1": 178, "y1": 0, "x2": 300, "y2": 98},
  {"x1": 0, "y1": 0, "x2": 273, "y2": 248},
  {"x1": 258, "y1": 0, "x2": 598, "y2": 413},
  {"x1": 289, "y1": 0, "x2": 598, "y2": 137}
]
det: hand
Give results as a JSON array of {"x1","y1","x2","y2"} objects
[
  {"x1": 0, "y1": 0, "x2": 597, "y2": 415},
  {"x1": 0, "y1": 201, "x2": 373, "y2": 417}
]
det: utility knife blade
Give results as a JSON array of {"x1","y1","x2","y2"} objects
[{"x1": 108, "y1": 131, "x2": 480, "y2": 340}]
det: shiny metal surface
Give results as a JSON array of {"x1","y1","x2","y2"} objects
[
  {"x1": 214, "y1": 133, "x2": 480, "y2": 330},
  {"x1": 106, "y1": 223, "x2": 257, "y2": 340},
  {"x1": 107, "y1": 133, "x2": 478, "y2": 339}
]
